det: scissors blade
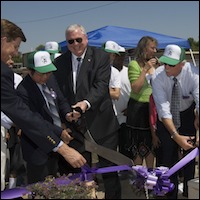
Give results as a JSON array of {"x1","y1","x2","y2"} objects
[
  {"x1": 84, "y1": 139, "x2": 134, "y2": 166},
  {"x1": 70, "y1": 117, "x2": 134, "y2": 166}
]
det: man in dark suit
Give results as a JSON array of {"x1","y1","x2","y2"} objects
[
  {"x1": 53, "y1": 24, "x2": 121, "y2": 199},
  {"x1": 16, "y1": 51, "x2": 86, "y2": 183},
  {"x1": 1, "y1": 19, "x2": 86, "y2": 185}
]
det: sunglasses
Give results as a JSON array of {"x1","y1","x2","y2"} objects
[
  {"x1": 68, "y1": 38, "x2": 83, "y2": 44},
  {"x1": 164, "y1": 63, "x2": 176, "y2": 67}
]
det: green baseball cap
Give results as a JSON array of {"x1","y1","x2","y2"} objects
[
  {"x1": 159, "y1": 44, "x2": 185, "y2": 65},
  {"x1": 27, "y1": 51, "x2": 57, "y2": 73}
]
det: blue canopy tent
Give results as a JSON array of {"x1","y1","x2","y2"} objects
[
  {"x1": 59, "y1": 25, "x2": 196, "y2": 65},
  {"x1": 59, "y1": 25, "x2": 190, "y2": 50}
]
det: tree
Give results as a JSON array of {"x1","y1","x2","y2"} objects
[
  {"x1": 188, "y1": 37, "x2": 199, "y2": 51},
  {"x1": 36, "y1": 44, "x2": 45, "y2": 51},
  {"x1": 13, "y1": 52, "x2": 22, "y2": 63}
]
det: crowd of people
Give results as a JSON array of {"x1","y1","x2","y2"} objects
[{"x1": 1, "y1": 19, "x2": 199, "y2": 199}]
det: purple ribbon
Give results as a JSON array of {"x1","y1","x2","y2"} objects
[
  {"x1": 131, "y1": 147, "x2": 199, "y2": 196},
  {"x1": 132, "y1": 165, "x2": 174, "y2": 196},
  {"x1": 1, "y1": 188, "x2": 30, "y2": 199},
  {"x1": 1, "y1": 148, "x2": 198, "y2": 199},
  {"x1": 1, "y1": 164, "x2": 130, "y2": 199},
  {"x1": 162, "y1": 147, "x2": 199, "y2": 178}
]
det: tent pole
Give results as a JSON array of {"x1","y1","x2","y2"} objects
[
  {"x1": 189, "y1": 48, "x2": 196, "y2": 66},
  {"x1": 128, "y1": 56, "x2": 131, "y2": 63}
]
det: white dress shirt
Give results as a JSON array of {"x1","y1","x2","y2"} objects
[
  {"x1": 151, "y1": 62, "x2": 199, "y2": 121},
  {"x1": 36, "y1": 83, "x2": 63, "y2": 152},
  {"x1": 1, "y1": 73, "x2": 23, "y2": 129},
  {"x1": 72, "y1": 52, "x2": 86, "y2": 93},
  {"x1": 114, "y1": 66, "x2": 131, "y2": 124},
  {"x1": 110, "y1": 66, "x2": 121, "y2": 116}
]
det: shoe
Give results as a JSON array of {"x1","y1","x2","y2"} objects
[
  {"x1": 9, "y1": 177, "x2": 17, "y2": 189},
  {"x1": 182, "y1": 192, "x2": 188, "y2": 198},
  {"x1": 93, "y1": 175, "x2": 99, "y2": 186}
]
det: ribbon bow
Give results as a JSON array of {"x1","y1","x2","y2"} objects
[{"x1": 132, "y1": 165, "x2": 174, "y2": 196}]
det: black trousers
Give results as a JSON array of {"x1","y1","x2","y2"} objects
[
  {"x1": 118, "y1": 123, "x2": 132, "y2": 157},
  {"x1": 27, "y1": 153, "x2": 59, "y2": 184},
  {"x1": 155, "y1": 103, "x2": 196, "y2": 199}
]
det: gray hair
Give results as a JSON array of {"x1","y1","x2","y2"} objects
[{"x1": 65, "y1": 24, "x2": 87, "y2": 38}]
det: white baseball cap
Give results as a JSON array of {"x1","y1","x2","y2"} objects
[
  {"x1": 159, "y1": 44, "x2": 185, "y2": 65},
  {"x1": 102, "y1": 41, "x2": 120, "y2": 55},
  {"x1": 118, "y1": 45, "x2": 126, "y2": 53},
  {"x1": 28, "y1": 51, "x2": 57, "y2": 73},
  {"x1": 45, "y1": 41, "x2": 59, "y2": 53},
  {"x1": 54, "y1": 53, "x2": 62, "y2": 59}
]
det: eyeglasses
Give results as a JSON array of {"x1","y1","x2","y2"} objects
[
  {"x1": 164, "y1": 63, "x2": 176, "y2": 67},
  {"x1": 68, "y1": 38, "x2": 83, "y2": 44}
]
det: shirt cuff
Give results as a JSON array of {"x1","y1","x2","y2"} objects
[
  {"x1": 52, "y1": 141, "x2": 64, "y2": 152},
  {"x1": 1, "y1": 121, "x2": 12, "y2": 130},
  {"x1": 83, "y1": 100, "x2": 91, "y2": 110}
]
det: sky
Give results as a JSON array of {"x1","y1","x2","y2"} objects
[{"x1": 1, "y1": 1, "x2": 199, "y2": 54}]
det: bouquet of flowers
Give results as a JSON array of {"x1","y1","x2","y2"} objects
[{"x1": 24, "y1": 174, "x2": 97, "y2": 199}]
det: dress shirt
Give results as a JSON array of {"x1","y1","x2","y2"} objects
[
  {"x1": 114, "y1": 66, "x2": 131, "y2": 124},
  {"x1": 110, "y1": 66, "x2": 121, "y2": 116},
  {"x1": 37, "y1": 84, "x2": 50, "y2": 109},
  {"x1": 37, "y1": 83, "x2": 63, "y2": 152},
  {"x1": 151, "y1": 62, "x2": 199, "y2": 121},
  {"x1": 71, "y1": 52, "x2": 91, "y2": 109},
  {"x1": 72, "y1": 54, "x2": 84, "y2": 93},
  {"x1": 1, "y1": 73, "x2": 23, "y2": 129},
  {"x1": 1, "y1": 112, "x2": 13, "y2": 129}
]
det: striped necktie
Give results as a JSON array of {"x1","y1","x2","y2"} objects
[
  {"x1": 171, "y1": 77, "x2": 181, "y2": 129},
  {"x1": 76, "y1": 57, "x2": 82, "y2": 79},
  {"x1": 42, "y1": 84, "x2": 62, "y2": 127},
  {"x1": 75, "y1": 57, "x2": 82, "y2": 93}
]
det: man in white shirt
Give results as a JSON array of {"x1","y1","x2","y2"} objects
[
  {"x1": 45, "y1": 41, "x2": 62, "y2": 61},
  {"x1": 112, "y1": 46, "x2": 132, "y2": 157},
  {"x1": 102, "y1": 41, "x2": 121, "y2": 115},
  {"x1": 151, "y1": 44, "x2": 199, "y2": 199}
]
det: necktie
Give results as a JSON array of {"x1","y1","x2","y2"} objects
[
  {"x1": 171, "y1": 77, "x2": 181, "y2": 129},
  {"x1": 42, "y1": 84, "x2": 62, "y2": 127},
  {"x1": 76, "y1": 57, "x2": 81, "y2": 79}
]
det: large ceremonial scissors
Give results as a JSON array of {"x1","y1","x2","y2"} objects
[{"x1": 71, "y1": 107, "x2": 134, "y2": 167}]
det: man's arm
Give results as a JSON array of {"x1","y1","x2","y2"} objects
[
  {"x1": 161, "y1": 118, "x2": 195, "y2": 150},
  {"x1": 152, "y1": 69, "x2": 195, "y2": 150},
  {"x1": 1, "y1": 63, "x2": 62, "y2": 153},
  {"x1": 57, "y1": 143, "x2": 86, "y2": 168},
  {"x1": 110, "y1": 87, "x2": 120, "y2": 100}
]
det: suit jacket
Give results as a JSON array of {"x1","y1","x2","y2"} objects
[
  {"x1": 53, "y1": 46, "x2": 120, "y2": 144},
  {"x1": 1, "y1": 61, "x2": 62, "y2": 156},
  {"x1": 16, "y1": 73, "x2": 71, "y2": 164}
]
